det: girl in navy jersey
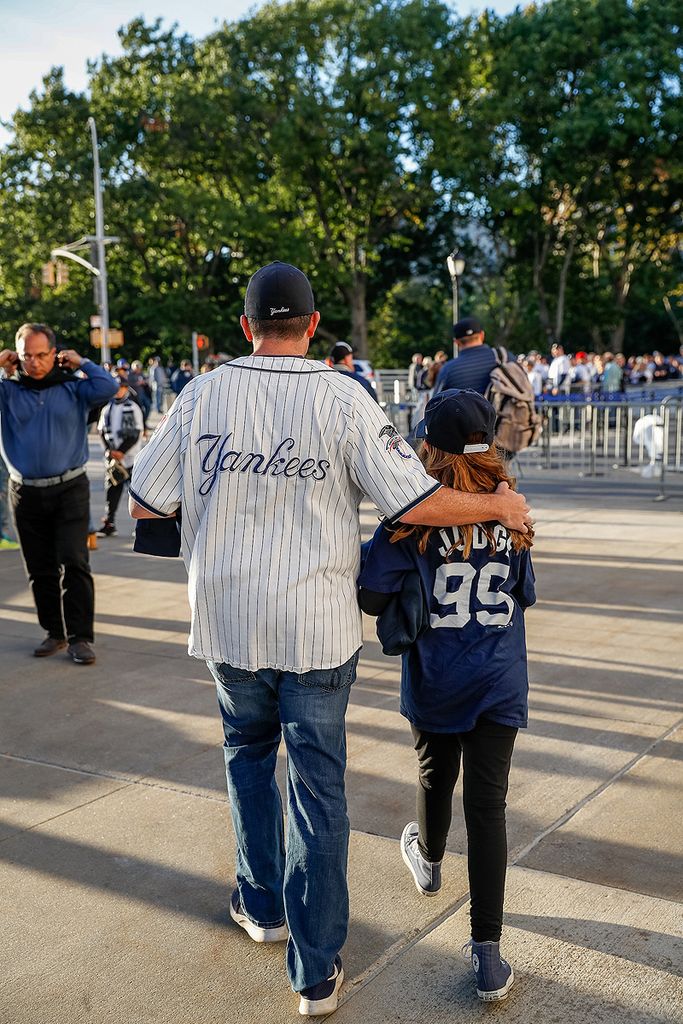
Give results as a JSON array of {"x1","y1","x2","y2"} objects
[{"x1": 358, "y1": 389, "x2": 535, "y2": 1003}]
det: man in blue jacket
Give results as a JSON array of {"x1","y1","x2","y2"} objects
[
  {"x1": 433, "y1": 317, "x2": 503, "y2": 396},
  {"x1": 0, "y1": 323, "x2": 118, "y2": 664}
]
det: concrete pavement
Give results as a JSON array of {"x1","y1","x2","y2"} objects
[{"x1": 1, "y1": 445, "x2": 681, "y2": 1023}]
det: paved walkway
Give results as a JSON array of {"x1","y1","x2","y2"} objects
[{"x1": 1, "y1": 443, "x2": 682, "y2": 1023}]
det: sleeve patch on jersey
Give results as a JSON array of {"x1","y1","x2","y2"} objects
[{"x1": 379, "y1": 424, "x2": 413, "y2": 460}]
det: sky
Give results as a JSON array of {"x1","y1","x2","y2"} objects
[{"x1": 0, "y1": 0, "x2": 522, "y2": 143}]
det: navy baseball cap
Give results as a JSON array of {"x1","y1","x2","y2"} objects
[
  {"x1": 453, "y1": 316, "x2": 483, "y2": 340},
  {"x1": 413, "y1": 389, "x2": 496, "y2": 454},
  {"x1": 244, "y1": 261, "x2": 315, "y2": 320}
]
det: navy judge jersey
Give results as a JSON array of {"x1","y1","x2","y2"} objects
[{"x1": 359, "y1": 521, "x2": 536, "y2": 733}]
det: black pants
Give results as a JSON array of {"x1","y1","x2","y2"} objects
[
  {"x1": 10, "y1": 474, "x2": 94, "y2": 643},
  {"x1": 411, "y1": 717, "x2": 517, "y2": 943},
  {"x1": 104, "y1": 478, "x2": 127, "y2": 524}
]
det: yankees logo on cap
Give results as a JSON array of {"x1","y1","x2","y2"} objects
[
  {"x1": 413, "y1": 389, "x2": 497, "y2": 454},
  {"x1": 244, "y1": 261, "x2": 315, "y2": 320}
]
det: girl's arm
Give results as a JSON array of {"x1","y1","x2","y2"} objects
[
  {"x1": 511, "y1": 550, "x2": 537, "y2": 610},
  {"x1": 358, "y1": 587, "x2": 393, "y2": 616}
]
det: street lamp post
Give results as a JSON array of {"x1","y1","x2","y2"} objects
[
  {"x1": 87, "y1": 117, "x2": 111, "y2": 365},
  {"x1": 50, "y1": 119, "x2": 117, "y2": 366},
  {"x1": 446, "y1": 250, "x2": 466, "y2": 358}
]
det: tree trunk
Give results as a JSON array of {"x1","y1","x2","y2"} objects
[
  {"x1": 610, "y1": 320, "x2": 626, "y2": 351},
  {"x1": 349, "y1": 268, "x2": 368, "y2": 359},
  {"x1": 554, "y1": 235, "x2": 576, "y2": 341},
  {"x1": 533, "y1": 232, "x2": 554, "y2": 344},
  {"x1": 610, "y1": 259, "x2": 633, "y2": 352}
]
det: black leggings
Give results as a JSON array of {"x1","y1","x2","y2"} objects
[{"x1": 411, "y1": 717, "x2": 517, "y2": 943}]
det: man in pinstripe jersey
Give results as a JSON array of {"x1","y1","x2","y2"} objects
[{"x1": 130, "y1": 262, "x2": 532, "y2": 1016}]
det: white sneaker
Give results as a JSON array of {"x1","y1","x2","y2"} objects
[{"x1": 229, "y1": 889, "x2": 288, "y2": 942}]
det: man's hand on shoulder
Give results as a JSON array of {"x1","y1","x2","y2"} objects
[
  {"x1": 494, "y1": 481, "x2": 533, "y2": 534},
  {"x1": 57, "y1": 350, "x2": 84, "y2": 371}
]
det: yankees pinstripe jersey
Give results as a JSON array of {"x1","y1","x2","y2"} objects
[{"x1": 130, "y1": 355, "x2": 441, "y2": 672}]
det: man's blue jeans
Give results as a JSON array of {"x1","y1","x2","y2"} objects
[{"x1": 207, "y1": 650, "x2": 359, "y2": 992}]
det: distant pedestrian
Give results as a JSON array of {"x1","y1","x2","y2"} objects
[
  {"x1": 149, "y1": 356, "x2": 168, "y2": 413},
  {"x1": 0, "y1": 453, "x2": 20, "y2": 550},
  {"x1": 433, "y1": 318, "x2": 503, "y2": 396},
  {"x1": 547, "y1": 343, "x2": 572, "y2": 394},
  {"x1": 0, "y1": 324, "x2": 117, "y2": 663},
  {"x1": 359, "y1": 389, "x2": 536, "y2": 1004},
  {"x1": 128, "y1": 360, "x2": 152, "y2": 425},
  {"x1": 408, "y1": 353, "x2": 424, "y2": 392},
  {"x1": 329, "y1": 342, "x2": 378, "y2": 401},
  {"x1": 423, "y1": 350, "x2": 448, "y2": 391},
  {"x1": 600, "y1": 352, "x2": 623, "y2": 394},
  {"x1": 170, "y1": 359, "x2": 194, "y2": 396},
  {"x1": 96, "y1": 376, "x2": 145, "y2": 537}
]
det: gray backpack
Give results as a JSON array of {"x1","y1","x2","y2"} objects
[{"x1": 485, "y1": 348, "x2": 542, "y2": 453}]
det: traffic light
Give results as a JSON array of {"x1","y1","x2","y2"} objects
[
  {"x1": 196, "y1": 335, "x2": 209, "y2": 350},
  {"x1": 41, "y1": 262, "x2": 56, "y2": 286}
]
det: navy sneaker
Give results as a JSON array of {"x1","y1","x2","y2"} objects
[
  {"x1": 462, "y1": 939, "x2": 514, "y2": 1001},
  {"x1": 298, "y1": 955, "x2": 344, "y2": 1016},
  {"x1": 229, "y1": 889, "x2": 288, "y2": 943},
  {"x1": 401, "y1": 821, "x2": 442, "y2": 896}
]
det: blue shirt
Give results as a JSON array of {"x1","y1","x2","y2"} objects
[
  {"x1": 334, "y1": 366, "x2": 379, "y2": 401},
  {"x1": 358, "y1": 521, "x2": 536, "y2": 732},
  {"x1": 0, "y1": 360, "x2": 118, "y2": 479},
  {"x1": 433, "y1": 345, "x2": 499, "y2": 396}
]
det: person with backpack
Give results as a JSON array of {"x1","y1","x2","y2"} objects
[
  {"x1": 358, "y1": 388, "x2": 536, "y2": 1003},
  {"x1": 433, "y1": 319, "x2": 540, "y2": 455},
  {"x1": 433, "y1": 318, "x2": 499, "y2": 396},
  {"x1": 96, "y1": 375, "x2": 145, "y2": 537}
]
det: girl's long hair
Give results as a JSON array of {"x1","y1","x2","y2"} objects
[{"x1": 390, "y1": 437, "x2": 534, "y2": 559}]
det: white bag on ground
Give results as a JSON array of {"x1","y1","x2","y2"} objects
[{"x1": 632, "y1": 414, "x2": 664, "y2": 478}]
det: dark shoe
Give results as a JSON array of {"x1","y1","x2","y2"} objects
[
  {"x1": 96, "y1": 522, "x2": 116, "y2": 537},
  {"x1": 463, "y1": 939, "x2": 514, "y2": 1001},
  {"x1": 401, "y1": 821, "x2": 442, "y2": 896},
  {"x1": 67, "y1": 641, "x2": 96, "y2": 665},
  {"x1": 34, "y1": 637, "x2": 67, "y2": 658},
  {"x1": 229, "y1": 889, "x2": 288, "y2": 943},
  {"x1": 298, "y1": 956, "x2": 344, "y2": 1016}
]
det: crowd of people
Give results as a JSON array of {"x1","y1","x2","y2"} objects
[{"x1": 410, "y1": 342, "x2": 683, "y2": 400}]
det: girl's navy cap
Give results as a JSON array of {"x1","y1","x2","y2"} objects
[
  {"x1": 244, "y1": 261, "x2": 315, "y2": 319},
  {"x1": 414, "y1": 389, "x2": 496, "y2": 454}
]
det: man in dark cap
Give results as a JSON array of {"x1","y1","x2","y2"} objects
[
  {"x1": 433, "y1": 317, "x2": 503, "y2": 396},
  {"x1": 129, "y1": 262, "x2": 532, "y2": 1016},
  {"x1": 329, "y1": 341, "x2": 378, "y2": 401}
]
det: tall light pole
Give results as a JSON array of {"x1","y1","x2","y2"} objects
[
  {"x1": 51, "y1": 119, "x2": 117, "y2": 365},
  {"x1": 446, "y1": 250, "x2": 466, "y2": 358},
  {"x1": 87, "y1": 117, "x2": 111, "y2": 365}
]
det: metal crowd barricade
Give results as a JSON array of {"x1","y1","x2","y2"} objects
[
  {"x1": 377, "y1": 372, "x2": 416, "y2": 437},
  {"x1": 528, "y1": 394, "x2": 683, "y2": 499}
]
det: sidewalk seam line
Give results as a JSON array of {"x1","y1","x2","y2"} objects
[
  {"x1": 0, "y1": 782, "x2": 135, "y2": 846},
  {"x1": 332, "y1": 892, "x2": 472, "y2": 1018},
  {"x1": 0, "y1": 751, "x2": 228, "y2": 804},
  {"x1": 509, "y1": 861, "x2": 683, "y2": 909},
  {"x1": 511, "y1": 714, "x2": 683, "y2": 866}
]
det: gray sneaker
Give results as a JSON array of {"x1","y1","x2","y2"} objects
[
  {"x1": 462, "y1": 939, "x2": 514, "y2": 1001},
  {"x1": 400, "y1": 821, "x2": 442, "y2": 896}
]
